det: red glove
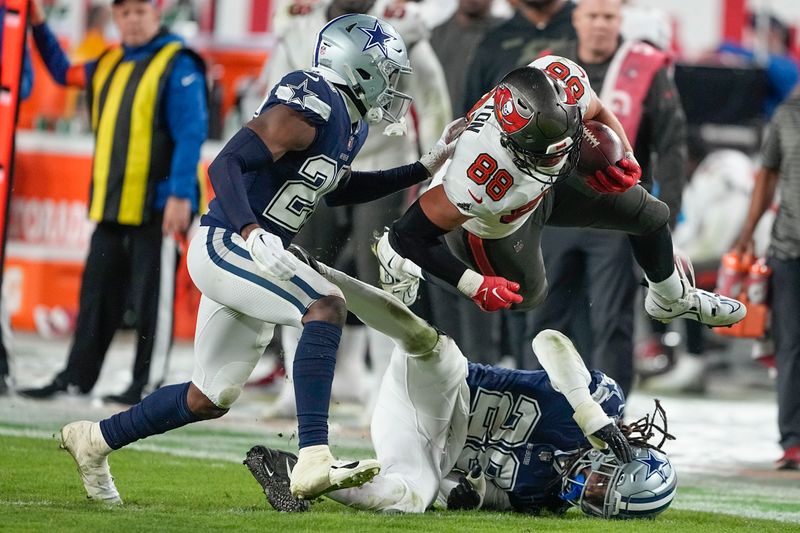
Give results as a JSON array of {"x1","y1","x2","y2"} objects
[
  {"x1": 472, "y1": 276, "x2": 523, "y2": 312},
  {"x1": 587, "y1": 156, "x2": 641, "y2": 194}
]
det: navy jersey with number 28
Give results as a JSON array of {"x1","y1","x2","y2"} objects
[
  {"x1": 458, "y1": 363, "x2": 626, "y2": 512},
  {"x1": 203, "y1": 70, "x2": 369, "y2": 244}
]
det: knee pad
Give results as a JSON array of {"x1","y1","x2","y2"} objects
[
  {"x1": 192, "y1": 361, "x2": 254, "y2": 409},
  {"x1": 514, "y1": 279, "x2": 548, "y2": 311},
  {"x1": 636, "y1": 197, "x2": 670, "y2": 236}
]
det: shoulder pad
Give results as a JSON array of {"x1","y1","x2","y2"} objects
[{"x1": 262, "y1": 70, "x2": 334, "y2": 125}]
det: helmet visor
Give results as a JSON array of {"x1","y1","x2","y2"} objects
[
  {"x1": 579, "y1": 463, "x2": 622, "y2": 518},
  {"x1": 504, "y1": 134, "x2": 581, "y2": 185},
  {"x1": 375, "y1": 59, "x2": 413, "y2": 123}
]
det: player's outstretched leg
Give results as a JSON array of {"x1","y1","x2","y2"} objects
[
  {"x1": 58, "y1": 420, "x2": 120, "y2": 505},
  {"x1": 244, "y1": 446, "x2": 309, "y2": 512},
  {"x1": 645, "y1": 254, "x2": 746, "y2": 327},
  {"x1": 287, "y1": 245, "x2": 439, "y2": 356}
]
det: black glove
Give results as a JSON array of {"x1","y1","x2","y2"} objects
[
  {"x1": 593, "y1": 422, "x2": 633, "y2": 463},
  {"x1": 447, "y1": 466, "x2": 484, "y2": 510}
]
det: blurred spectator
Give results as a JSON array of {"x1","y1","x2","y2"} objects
[
  {"x1": 427, "y1": 0, "x2": 504, "y2": 364},
  {"x1": 620, "y1": 0, "x2": 672, "y2": 52},
  {"x1": 716, "y1": 12, "x2": 799, "y2": 118},
  {"x1": 0, "y1": 5, "x2": 34, "y2": 395},
  {"x1": 527, "y1": 0, "x2": 687, "y2": 395},
  {"x1": 431, "y1": 0, "x2": 504, "y2": 117},
  {"x1": 461, "y1": 0, "x2": 576, "y2": 115},
  {"x1": 19, "y1": 0, "x2": 207, "y2": 406},
  {"x1": 63, "y1": 3, "x2": 112, "y2": 129},
  {"x1": 733, "y1": 86, "x2": 800, "y2": 470}
]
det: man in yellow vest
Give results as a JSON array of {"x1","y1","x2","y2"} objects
[{"x1": 20, "y1": 0, "x2": 208, "y2": 405}]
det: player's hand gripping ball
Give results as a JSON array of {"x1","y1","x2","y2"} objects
[{"x1": 578, "y1": 120, "x2": 640, "y2": 194}]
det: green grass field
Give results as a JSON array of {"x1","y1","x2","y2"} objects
[{"x1": 3, "y1": 434, "x2": 799, "y2": 533}]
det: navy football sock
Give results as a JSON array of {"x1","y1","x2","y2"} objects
[
  {"x1": 293, "y1": 320, "x2": 341, "y2": 448},
  {"x1": 99, "y1": 382, "x2": 199, "y2": 450}
]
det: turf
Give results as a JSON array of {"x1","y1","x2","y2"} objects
[{"x1": 3, "y1": 435, "x2": 799, "y2": 533}]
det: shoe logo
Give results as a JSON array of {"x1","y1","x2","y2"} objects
[
  {"x1": 720, "y1": 299, "x2": 742, "y2": 313},
  {"x1": 652, "y1": 301, "x2": 673, "y2": 313},
  {"x1": 181, "y1": 73, "x2": 197, "y2": 87},
  {"x1": 467, "y1": 190, "x2": 484, "y2": 204},
  {"x1": 264, "y1": 462, "x2": 275, "y2": 477},
  {"x1": 332, "y1": 461, "x2": 360, "y2": 470},
  {"x1": 476, "y1": 287, "x2": 488, "y2": 302}
]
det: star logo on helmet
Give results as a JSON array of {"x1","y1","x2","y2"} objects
[
  {"x1": 591, "y1": 376, "x2": 625, "y2": 416},
  {"x1": 285, "y1": 79, "x2": 317, "y2": 109},
  {"x1": 359, "y1": 20, "x2": 394, "y2": 57},
  {"x1": 635, "y1": 450, "x2": 669, "y2": 482}
]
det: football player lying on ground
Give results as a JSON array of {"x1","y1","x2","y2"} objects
[
  {"x1": 375, "y1": 56, "x2": 745, "y2": 330},
  {"x1": 54, "y1": 13, "x2": 467, "y2": 505},
  {"x1": 244, "y1": 247, "x2": 676, "y2": 517}
]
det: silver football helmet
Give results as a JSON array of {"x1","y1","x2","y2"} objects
[
  {"x1": 313, "y1": 14, "x2": 412, "y2": 124},
  {"x1": 559, "y1": 446, "x2": 676, "y2": 519}
]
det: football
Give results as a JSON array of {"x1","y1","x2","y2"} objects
[{"x1": 577, "y1": 120, "x2": 625, "y2": 176}]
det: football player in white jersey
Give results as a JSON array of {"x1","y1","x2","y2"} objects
[
  {"x1": 251, "y1": 0, "x2": 452, "y2": 419},
  {"x1": 245, "y1": 247, "x2": 676, "y2": 518},
  {"x1": 379, "y1": 56, "x2": 746, "y2": 329}
]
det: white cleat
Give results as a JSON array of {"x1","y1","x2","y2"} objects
[
  {"x1": 58, "y1": 420, "x2": 121, "y2": 505},
  {"x1": 289, "y1": 444, "x2": 380, "y2": 500},
  {"x1": 645, "y1": 257, "x2": 746, "y2": 327}
]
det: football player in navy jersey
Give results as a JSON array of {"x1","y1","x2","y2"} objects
[
  {"x1": 55, "y1": 13, "x2": 466, "y2": 506},
  {"x1": 245, "y1": 248, "x2": 676, "y2": 518}
]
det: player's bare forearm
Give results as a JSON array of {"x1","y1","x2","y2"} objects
[
  {"x1": 585, "y1": 94, "x2": 634, "y2": 154},
  {"x1": 735, "y1": 167, "x2": 779, "y2": 250},
  {"x1": 319, "y1": 264, "x2": 439, "y2": 355},
  {"x1": 390, "y1": 186, "x2": 472, "y2": 288}
]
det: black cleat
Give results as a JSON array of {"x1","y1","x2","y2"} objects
[
  {"x1": 286, "y1": 245, "x2": 322, "y2": 274},
  {"x1": 244, "y1": 445, "x2": 309, "y2": 512}
]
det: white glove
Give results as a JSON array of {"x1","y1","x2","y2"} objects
[
  {"x1": 245, "y1": 228, "x2": 297, "y2": 281},
  {"x1": 374, "y1": 231, "x2": 422, "y2": 305},
  {"x1": 573, "y1": 401, "x2": 615, "y2": 451},
  {"x1": 419, "y1": 117, "x2": 468, "y2": 176}
]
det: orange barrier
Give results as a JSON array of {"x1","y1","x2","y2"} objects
[
  {"x1": 6, "y1": 132, "x2": 218, "y2": 339},
  {"x1": 5, "y1": 135, "x2": 92, "y2": 334}
]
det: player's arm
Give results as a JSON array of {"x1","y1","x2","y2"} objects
[
  {"x1": 442, "y1": 468, "x2": 512, "y2": 511},
  {"x1": 389, "y1": 185, "x2": 522, "y2": 312},
  {"x1": 162, "y1": 54, "x2": 208, "y2": 236},
  {"x1": 303, "y1": 255, "x2": 439, "y2": 355},
  {"x1": 325, "y1": 116, "x2": 467, "y2": 207},
  {"x1": 733, "y1": 146, "x2": 780, "y2": 256},
  {"x1": 583, "y1": 93, "x2": 642, "y2": 194},
  {"x1": 30, "y1": 1, "x2": 90, "y2": 88},
  {"x1": 584, "y1": 92, "x2": 634, "y2": 154},
  {"x1": 207, "y1": 105, "x2": 315, "y2": 239},
  {"x1": 206, "y1": 105, "x2": 315, "y2": 280},
  {"x1": 532, "y1": 330, "x2": 633, "y2": 463}
]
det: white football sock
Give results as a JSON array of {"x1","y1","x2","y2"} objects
[{"x1": 646, "y1": 267, "x2": 683, "y2": 301}]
